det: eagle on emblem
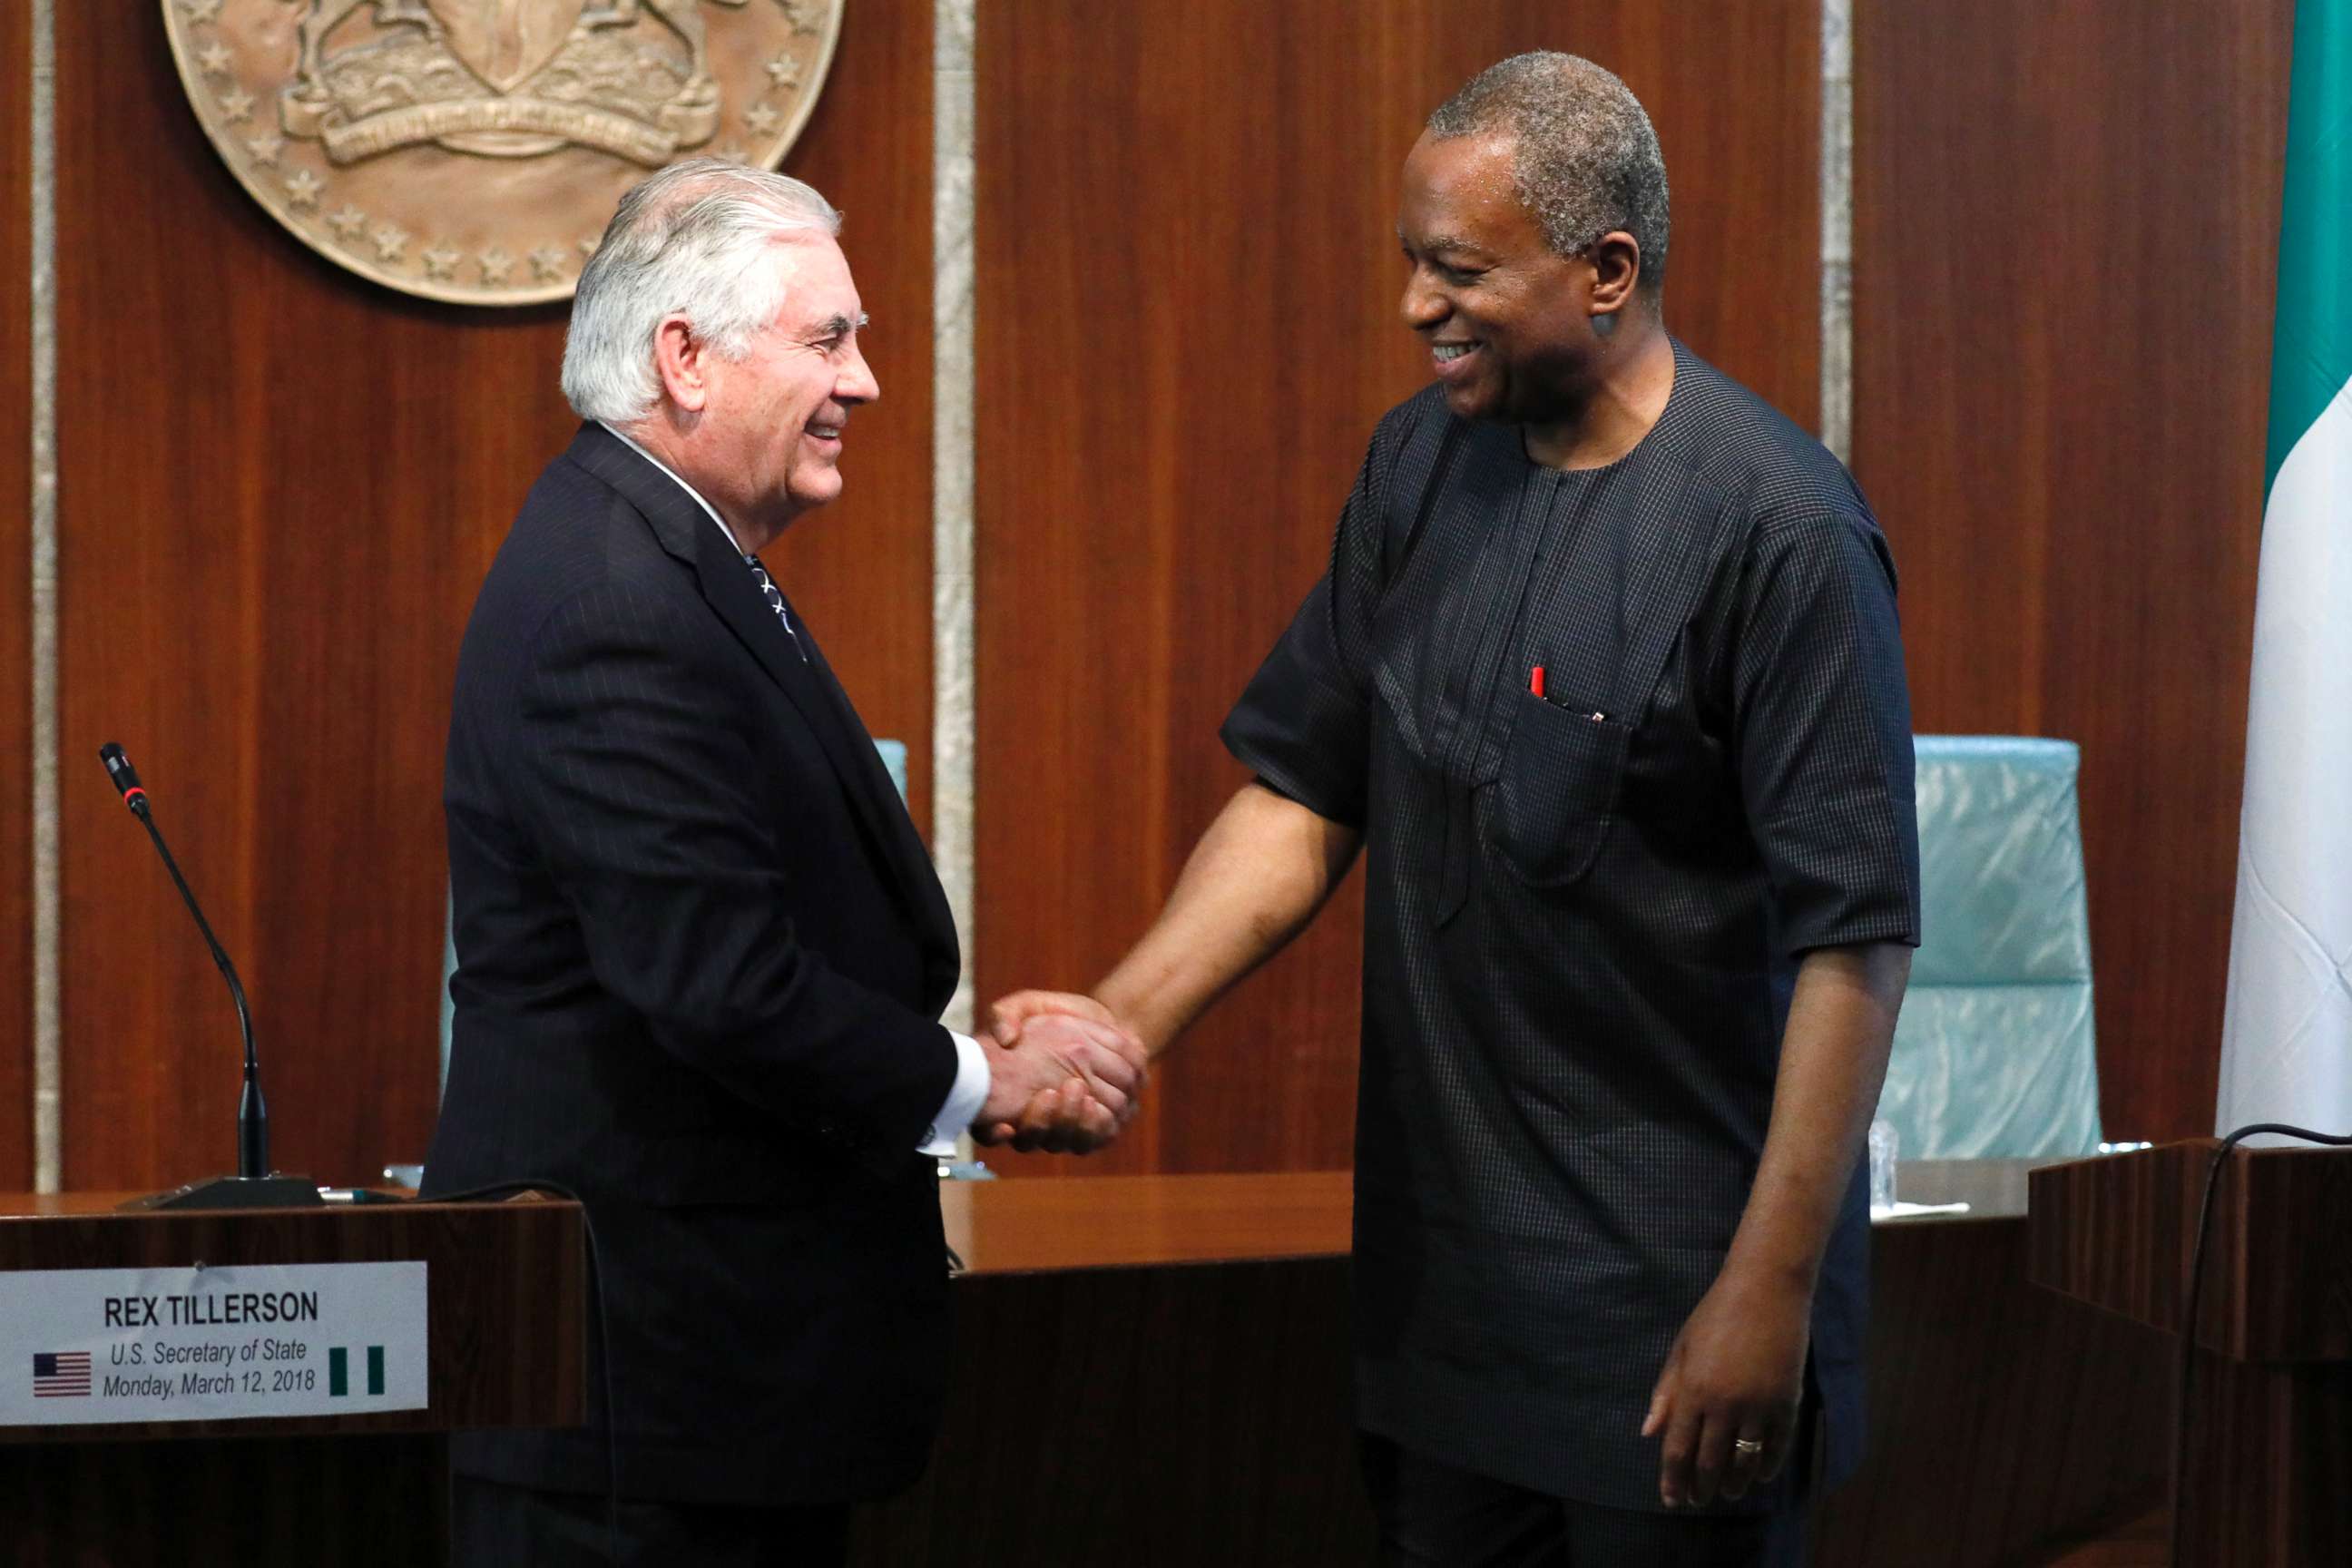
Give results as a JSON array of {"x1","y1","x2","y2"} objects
[{"x1": 283, "y1": 0, "x2": 768, "y2": 165}]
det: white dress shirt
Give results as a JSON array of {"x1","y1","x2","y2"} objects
[{"x1": 600, "y1": 422, "x2": 989, "y2": 1153}]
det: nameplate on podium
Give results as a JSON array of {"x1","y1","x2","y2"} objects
[{"x1": 0, "y1": 1261, "x2": 427, "y2": 1426}]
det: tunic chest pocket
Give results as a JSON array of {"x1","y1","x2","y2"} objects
[{"x1": 1490, "y1": 691, "x2": 1632, "y2": 887}]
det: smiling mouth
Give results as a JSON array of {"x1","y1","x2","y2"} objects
[
  {"x1": 807, "y1": 421, "x2": 844, "y2": 441},
  {"x1": 1432, "y1": 342, "x2": 1477, "y2": 363}
]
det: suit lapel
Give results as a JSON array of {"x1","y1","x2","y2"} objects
[
  {"x1": 789, "y1": 623, "x2": 963, "y2": 1005},
  {"x1": 562, "y1": 426, "x2": 959, "y2": 990}
]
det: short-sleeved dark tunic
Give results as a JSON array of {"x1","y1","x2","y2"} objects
[{"x1": 1222, "y1": 339, "x2": 1921, "y2": 1514}]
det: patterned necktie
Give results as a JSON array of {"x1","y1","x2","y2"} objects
[{"x1": 743, "y1": 554, "x2": 809, "y2": 663}]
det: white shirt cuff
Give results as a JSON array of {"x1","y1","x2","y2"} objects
[{"x1": 920, "y1": 1031, "x2": 992, "y2": 1154}]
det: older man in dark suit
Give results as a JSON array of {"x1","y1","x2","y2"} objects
[{"x1": 423, "y1": 158, "x2": 1142, "y2": 1567}]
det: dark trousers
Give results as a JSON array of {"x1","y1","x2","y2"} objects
[
  {"x1": 449, "y1": 1472, "x2": 849, "y2": 1568},
  {"x1": 1359, "y1": 1434, "x2": 1807, "y2": 1568}
]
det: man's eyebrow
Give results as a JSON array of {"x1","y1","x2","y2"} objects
[
  {"x1": 1392, "y1": 228, "x2": 1486, "y2": 258},
  {"x1": 815, "y1": 311, "x2": 869, "y2": 338}
]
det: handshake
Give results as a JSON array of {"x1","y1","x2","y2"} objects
[{"x1": 969, "y1": 990, "x2": 1149, "y2": 1155}]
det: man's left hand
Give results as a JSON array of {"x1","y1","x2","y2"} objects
[
  {"x1": 1642, "y1": 1266, "x2": 1810, "y2": 1508},
  {"x1": 971, "y1": 1002, "x2": 1148, "y2": 1154}
]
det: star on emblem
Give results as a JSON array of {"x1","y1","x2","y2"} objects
[
  {"x1": 529, "y1": 246, "x2": 568, "y2": 284},
  {"x1": 179, "y1": 0, "x2": 223, "y2": 24},
  {"x1": 327, "y1": 204, "x2": 368, "y2": 241},
  {"x1": 283, "y1": 168, "x2": 324, "y2": 210},
  {"x1": 578, "y1": 233, "x2": 603, "y2": 259},
  {"x1": 422, "y1": 245, "x2": 462, "y2": 283},
  {"x1": 743, "y1": 102, "x2": 783, "y2": 136},
  {"x1": 479, "y1": 249, "x2": 514, "y2": 286},
  {"x1": 197, "y1": 41, "x2": 234, "y2": 77},
  {"x1": 372, "y1": 224, "x2": 409, "y2": 264},
  {"x1": 217, "y1": 86, "x2": 255, "y2": 124},
  {"x1": 712, "y1": 142, "x2": 749, "y2": 164},
  {"x1": 245, "y1": 131, "x2": 284, "y2": 168},
  {"x1": 782, "y1": 0, "x2": 827, "y2": 37},
  {"x1": 764, "y1": 53, "x2": 803, "y2": 90}
]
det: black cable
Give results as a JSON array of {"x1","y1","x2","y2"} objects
[
  {"x1": 2170, "y1": 1122, "x2": 2352, "y2": 1568},
  {"x1": 423, "y1": 1180, "x2": 622, "y2": 1565}
]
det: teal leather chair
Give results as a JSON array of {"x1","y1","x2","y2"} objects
[
  {"x1": 436, "y1": 739, "x2": 911, "y2": 1093},
  {"x1": 1875, "y1": 736, "x2": 2103, "y2": 1160}
]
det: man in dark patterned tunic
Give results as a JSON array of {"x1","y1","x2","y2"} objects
[{"x1": 994, "y1": 53, "x2": 1919, "y2": 1566}]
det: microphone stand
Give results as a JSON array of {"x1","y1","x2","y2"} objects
[{"x1": 103, "y1": 746, "x2": 319, "y2": 1210}]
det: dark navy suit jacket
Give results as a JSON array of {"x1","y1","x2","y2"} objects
[{"x1": 424, "y1": 424, "x2": 961, "y2": 1505}]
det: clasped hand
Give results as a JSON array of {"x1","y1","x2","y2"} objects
[{"x1": 970, "y1": 990, "x2": 1148, "y2": 1155}]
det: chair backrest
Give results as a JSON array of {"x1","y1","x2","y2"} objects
[
  {"x1": 438, "y1": 738, "x2": 916, "y2": 1095},
  {"x1": 1877, "y1": 735, "x2": 2103, "y2": 1159}
]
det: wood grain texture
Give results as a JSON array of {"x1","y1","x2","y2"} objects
[
  {"x1": 974, "y1": 1, "x2": 1821, "y2": 1176},
  {"x1": 0, "y1": 0, "x2": 34, "y2": 1192},
  {"x1": 0, "y1": 1194, "x2": 574, "y2": 1563},
  {"x1": 754, "y1": 0, "x2": 936, "y2": 830},
  {"x1": 49, "y1": 0, "x2": 931, "y2": 1191},
  {"x1": 0, "y1": 1433, "x2": 446, "y2": 1568},
  {"x1": 1853, "y1": 0, "x2": 2296, "y2": 1142},
  {"x1": 2179, "y1": 1352, "x2": 2352, "y2": 1567},
  {"x1": 856, "y1": 1258, "x2": 1373, "y2": 1565},
  {"x1": 2033, "y1": 1505, "x2": 2168, "y2": 1568},
  {"x1": 862, "y1": 1176, "x2": 2169, "y2": 1566},
  {"x1": 2028, "y1": 1141, "x2": 2352, "y2": 1362},
  {"x1": 1811, "y1": 1217, "x2": 2168, "y2": 1568},
  {"x1": 0, "y1": 1194, "x2": 585, "y2": 1440},
  {"x1": 942, "y1": 1167, "x2": 1350, "y2": 1273},
  {"x1": 2028, "y1": 1142, "x2": 2352, "y2": 1564}
]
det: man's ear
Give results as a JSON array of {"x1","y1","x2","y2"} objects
[
  {"x1": 652, "y1": 315, "x2": 710, "y2": 413},
  {"x1": 1586, "y1": 230, "x2": 1645, "y2": 320}
]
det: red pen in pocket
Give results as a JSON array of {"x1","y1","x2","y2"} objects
[{"x1": 1529, "y1": 665, "x2": 1547, "y2": 700}]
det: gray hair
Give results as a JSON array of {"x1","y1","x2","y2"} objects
[
  {"x1": 1427, "y1": 53, "x2": 1671, "y2": 292},
  {"x1": 561, "y1": 157, "x2": 843, "y2": 423}
]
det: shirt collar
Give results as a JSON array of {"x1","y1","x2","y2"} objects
[{"x1": 598, "y1": 420, "x2": 749, "y2": 557}]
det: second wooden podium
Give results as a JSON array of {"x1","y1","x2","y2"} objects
[{"x1": 2028, "y1": 1139, "x2": 2352, "y2": 1566}]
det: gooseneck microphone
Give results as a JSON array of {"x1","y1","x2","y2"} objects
[{"x1": 100, "y1": 743, "x2": 319, "y2": 1210}]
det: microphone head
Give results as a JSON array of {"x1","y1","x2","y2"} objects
[{"x1": 98, "y1": 743, "x2": 145, "y2": 808}]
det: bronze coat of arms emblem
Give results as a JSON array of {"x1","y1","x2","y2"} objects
[{"x1": 161, "y1": 0, "x2": 844, "y2": 305}]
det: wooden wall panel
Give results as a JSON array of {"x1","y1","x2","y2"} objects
[
  {"x1": 1854, "y1": 1, "x2": 2294, "y2": 1142},
  {"x1": 760, "y1": 0, "x2": 936, "y2": 829},
  {"x1": 974, "y1": 3, "x2": 1822, "y2": 1174},
  {"x1": 0, "y1": 4, "x2": 33, "y2": 1191},
  {"x1": 52, "y1": 0, "x2": 931, "y2": 1191}
]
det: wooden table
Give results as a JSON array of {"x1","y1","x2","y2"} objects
[
  {"x1": 863, "y1": 1172, "x2": 1370, "y2": 1565},
  {"x1": 864, "y1": 1164, "x2": 2168, "y2": 1568},
  {"x1": 3, "y1": 1172, "x2": 2167, "y2": 1565}
]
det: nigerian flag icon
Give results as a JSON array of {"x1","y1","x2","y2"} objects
[
  {"x1": 2216, "y1": 0, "x2": 2352, "y2": 1136},
  {"x1": 328, "y1": 1346, "x2": 387, "y2": 1398}
]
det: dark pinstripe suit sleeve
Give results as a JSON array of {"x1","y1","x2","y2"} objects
[
  {"x1": 511, "y1": 580, "x2": 957, "y2": 1150},
  {"x1": 1729, "y1": 508, "x2": 1922, "y2": 956}
]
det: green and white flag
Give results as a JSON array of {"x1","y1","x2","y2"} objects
[{"x1": 2217, "y1": 0, "x2": 2352, "y2": 1136}]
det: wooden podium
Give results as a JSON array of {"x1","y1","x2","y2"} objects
[
  {"x1": 0, "y1": 1192, "x2": 586, "y2": 1567},
  {"x1": 2028, "y1": 1140, "x2": 2352, "y2": 1566}
]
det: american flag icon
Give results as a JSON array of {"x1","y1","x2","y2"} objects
[{"x1": 33, "y1": 1352, "x2": 93, "y2": 1397}]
